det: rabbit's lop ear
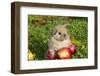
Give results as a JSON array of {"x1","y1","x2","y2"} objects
[
  {"x1": 63, "y1": 24, "x2": 67, "y2": 27},
  {"x1": 63, "y1": 24, "x2": 70, "y2": 28},
  {"x1": 52, "y1": 29, "x2": 57, "y2": 35},
  {"x1": 63, "y1": 24, "x2": 69, "y2": 28}
]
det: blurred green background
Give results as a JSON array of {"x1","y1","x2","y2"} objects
[{"x1": 28, "y1": 15, "x2": 88, "y2": 60}]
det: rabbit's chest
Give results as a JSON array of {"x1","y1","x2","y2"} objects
[{"x1": 55, "y1": 39, "x2": 70, "y2": 48}]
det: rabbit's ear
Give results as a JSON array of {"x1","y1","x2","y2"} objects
[
  {"x1": 63, "y1": 24, "x2": 67, "y2": 27},
  {"x1": 63, "y1": 24, "x2": 71, "y2": 28},
  {"x1": 52, "y1": 29, "x2": 57, "y2": 35}
]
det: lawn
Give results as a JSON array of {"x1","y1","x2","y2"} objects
[{"x1": 28, "y1": 15, "x2": 88, "y2": 60}]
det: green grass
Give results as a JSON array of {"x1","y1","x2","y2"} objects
[{"x1": 28, "y1": 15, "x2": 88, "y2": 60}]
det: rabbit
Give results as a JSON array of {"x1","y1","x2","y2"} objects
[{"x1": 47, "y1": 24, "x2": 72, "y2": 58}]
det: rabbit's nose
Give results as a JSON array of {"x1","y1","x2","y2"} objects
[
  {"x1": 64, "y1": 34, "x2": 67, "y2": 40},
  {"x1": 64, "y1": 34, "x2": 66, "y2": 37}
]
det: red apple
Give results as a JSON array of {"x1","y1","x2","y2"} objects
[
  {"x1": 69, "y1": 44, "x2": 76, "y2": 54},
  {"x1": 57, "y1": 48, "x2": 72, "y2": 59},
  {"x1": 47, "y1": 50, "x2": 56, "y2": 60}
]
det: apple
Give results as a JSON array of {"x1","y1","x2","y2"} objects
[
  {"x1": 57, "y1": 48, "x2": 72, "y2": 59},
  {"x1": 69, "y1": 44, "x2": 76, "y2": 54},
  {"x1": 47, "y1": 50, "x2": 56, "y2": 60}
]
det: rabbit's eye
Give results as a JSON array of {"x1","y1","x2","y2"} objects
[{"x1": 58, "y1": 32, "x2": 61, "y2": 35}]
